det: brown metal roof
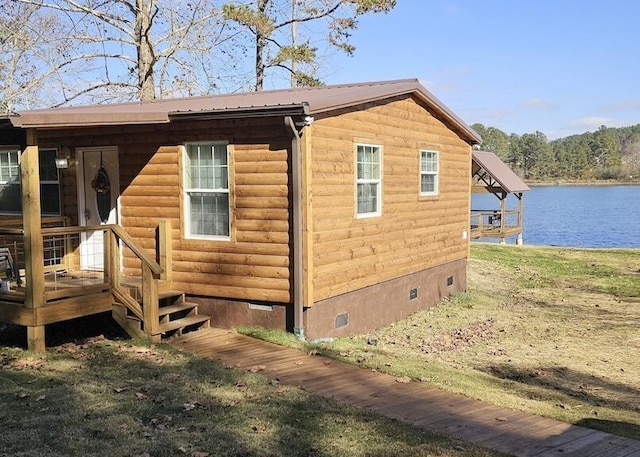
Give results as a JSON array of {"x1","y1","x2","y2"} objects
[
  {"x1": 8, "y1": 79, "x2": 481, "y2": 144},
  {"x1": 472, "y1": 151, "x2": 530, "y2": 193}
]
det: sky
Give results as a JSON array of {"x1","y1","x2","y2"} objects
[{"x1": 319, "y1": 1, "x2": 640, "y2": 140}]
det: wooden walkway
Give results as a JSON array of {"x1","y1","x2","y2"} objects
[{"x1": 170, "y1": 328, "x2": 640, "y2": 457}]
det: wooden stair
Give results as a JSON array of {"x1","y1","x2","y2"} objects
[
  {"x1": 112, "y1": 286, "x2": 211, "y2": 341},
  {"x1": 157, "y1": 290, "x2": 210, "y2": 337}
]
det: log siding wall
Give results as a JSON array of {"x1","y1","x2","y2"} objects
[
  {"x1": 310, "y1": 95, "x2": 472, "y2": 302},
  {"x1": 29, "y1": 95, "x2": 472, "y2": 314},
  {"x1": 37, "y1": 118, "x2": 293, "y2": 303}
]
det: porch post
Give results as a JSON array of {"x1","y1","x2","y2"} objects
[
  {"x1": 22, "y1": 129, "x2": 46, "y2": 352},
  {"x1": 517, "y1": 193, "x2": 524, "y2": 246},
  {"x1": 499, "y1": 192, "x2": 507, "y2": 245}
]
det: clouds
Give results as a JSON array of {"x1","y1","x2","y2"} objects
[
  {"x1": 568, "y1": 117, "x2": 634, "y2": 131},
  {"x1": 603, "y1": 99, "x2": 640, "y2": 113},
  {"x1": 522, "y1": 98, "x2": 553, "y2": 109}
]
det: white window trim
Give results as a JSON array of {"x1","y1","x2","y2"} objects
[
  {"x1": 420, "y1": 149, "x2": 439, "y2": 196},
  {"x1": 0, "y1": 147, "x2": 61, "y2": 216},
  {"x1": 0, "y1": 149, "x2": 20, "y2": 216},
  {"x1": 355, "y1": 143, "x2": 382, "y2": 218},
  {"x1": 182, "y1": 142, "x2": 231, "y2": 241},
  {"x1": 39, "y1": 148, "x2": 62, "y2": 215}
]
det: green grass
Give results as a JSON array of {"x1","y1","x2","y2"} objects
[
  {"x1": 0, "y1": 335, "x2": 503, "y2": 457},
  {"x1": 241, "y1": 244, "x2": 640, "y2": 440}
]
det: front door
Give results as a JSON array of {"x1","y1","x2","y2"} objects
[{"x1": 76, "y1": 147, "x2": 120, "y2": 270}]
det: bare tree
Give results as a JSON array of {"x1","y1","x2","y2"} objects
[
  {"x1": 222, "y1": 0, "x2": 396, "y2": 91},
  {"x1": 0, "y1": 2, "x2": 73, "y2": 112},
  {"x1": 11, "y1": 0, "x2": 241, "y2": 105}
]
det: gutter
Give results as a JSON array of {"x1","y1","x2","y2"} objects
[
  {"x1": 285, "y1": 115, "x2": 310, "y2": 340},
  {"x1": 170, "y1": 104, "x2": 308, "y2": 121}
]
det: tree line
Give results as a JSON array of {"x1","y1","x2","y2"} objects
[
  {"x1": 472, "y1": 123, "x2": 640, "y2": 182},
  {"x1": 0, "y1": 0, "x2": 395, "y2": 112}
]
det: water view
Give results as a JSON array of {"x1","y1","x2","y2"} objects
[{"x1": 471, "y1": 185, "x2": 640, "y2": 248}]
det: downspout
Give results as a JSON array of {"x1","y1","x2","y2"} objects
[{"x1": 285, "y1": 115, "x2": 307, "y2": 339}]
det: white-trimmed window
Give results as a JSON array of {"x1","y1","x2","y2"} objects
[
  {"x1": 0, "y1": 148, "x2": 60, "y2": 215},
  {"x1": 420, "y1": 150, "x2": 439, "y2": 196},
  {"x1": 183, "y1": 142, "x2": 230, "y2": 239},
  {"x1": 356, "y1": 144, "x2": 381, "y2": 217}
]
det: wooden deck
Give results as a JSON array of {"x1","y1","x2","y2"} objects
[
  {"x1": 470, "y1": 225, "x2": 523, "y2": 240},
  {"x1": 171, "y1": 328, "x2": 640, "y2": 457}
]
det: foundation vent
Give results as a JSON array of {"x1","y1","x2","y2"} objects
[
  {"x1": 447, "y1": 276, "x2": 454, "y2": 286},
  {"x1": 409, "y1": 288, "x2": 418, "y2": 300},
  {"x1": 248, "y1": 303, "x2": 273, "y2": 312},
  {"x1": 335, "y1": 313, "x2": 349, "y2": 329}
]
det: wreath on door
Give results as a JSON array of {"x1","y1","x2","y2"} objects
[
  {"x1": 91, "y1": 166, "x2": 110, "y2": 194},
  {"x1": 91, "y1": 152, "x2": 112, "y2": 223}
]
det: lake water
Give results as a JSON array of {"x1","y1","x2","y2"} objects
[{"x1": 471, "y1": 185, "x2": 640, "y2": 248}]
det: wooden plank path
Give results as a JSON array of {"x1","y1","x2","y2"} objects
[{"x1": 170, "y1": 328, "x2": 640, "y2": 457}]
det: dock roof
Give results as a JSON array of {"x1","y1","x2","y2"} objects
[{"x1": 472, "y1": 150, "x2": 530, "y2": 193}]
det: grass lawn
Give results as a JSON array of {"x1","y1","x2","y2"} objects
[
  {"x1": 241, "y1": 244, "x2": 640, "y2": 440},
  {"x1": 0, "y1": 332, "x2": 503, "y2": 457}
]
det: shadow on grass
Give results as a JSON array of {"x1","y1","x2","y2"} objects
[
  {"x1": 576, "y1": 418, "x2": 640, "y2": 442},
  {"x1": 1, "y1": 334, "x2": 497, "y2": 457},
  {"x1": 481, "y1": 363, "x2": 640, "y2": 439},
  {"x1": 0, "y1": 312, "x2": 129, "y2": 349},
  {"x1": 483, "y1": 363, "x2": 639, "y2": 411}
]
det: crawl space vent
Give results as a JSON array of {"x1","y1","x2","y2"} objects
[
  {"x1": 335, "y1": 313, "x2": 349, "y2": 329},
  {"x1": 248, "y1": 303, "x2": 273, "y2": 312}
]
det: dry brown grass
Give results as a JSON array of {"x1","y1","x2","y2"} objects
[{"x1": 244, "y1": 244, "x2": 640, "y2": 440}]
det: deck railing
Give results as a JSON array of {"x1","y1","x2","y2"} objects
[
  {"x1": 0, "y1": 217, "x2": 71, "y2": 296},
  {"x1": 470, "y1": 209, "x2": 522, "y2": 239},
  {"x1": 0, "y1": 220, "x2": 169, "y2": 340}
]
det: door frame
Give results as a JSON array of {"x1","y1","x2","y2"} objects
[{"x1": 75, "y1": 146, "x2": 120, "y2": 270}]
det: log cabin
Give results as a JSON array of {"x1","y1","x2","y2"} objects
[{"x1": 0, "y1": 79, "x2": 481, "y2": 351}]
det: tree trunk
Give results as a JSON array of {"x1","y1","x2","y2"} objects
[
  {"x1": 254, "y1": 0, "x2": 269, "y2": 91},
  {"x1": 255, "y1": 34, "x2": 265, "y2": 91},
  {"x1": 136, "y1": 0, "x2": 156, "y2": 101}
]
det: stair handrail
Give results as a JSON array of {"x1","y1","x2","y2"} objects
[
  {"x1": 108, "y1": 225, "x2": 163, "y2": 276},
  {"x1": 39, "y1": 223, "x2": 165, "y2": 339},
  {"x1": 107, "y1": 224, "x2": 164, "y2": 339}
]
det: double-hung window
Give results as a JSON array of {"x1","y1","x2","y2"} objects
[
  {"x1": 0, "y1": 149, "x2": 21, "y2": 214},
  {"x1": 420, "y1": 150, "x2": 439, "y2": 196},
  {"x1": 0, "y1": 148, "x2": 60, "y2": 215},
  {"x1": 356, "y1": 144, "x2": 381, "y2": 217},
  {"x1": 184, "y1": 142, "x2": 230, "y2": 239}
]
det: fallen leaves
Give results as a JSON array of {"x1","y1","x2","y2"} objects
[{"x1": 149, "y1": 414, "x2": 172, "y2": 430}]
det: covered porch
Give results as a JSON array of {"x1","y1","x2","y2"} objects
[
  {"x1": 471, "y1": 150, "x2": 530, "y2": 244},
  {"x1": 0, "y1": 130, "x2": 209, "y2": 351}
]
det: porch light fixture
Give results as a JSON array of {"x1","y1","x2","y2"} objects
[{"x1": 55, "y1": 147, "x2": 71, "y2": 169}]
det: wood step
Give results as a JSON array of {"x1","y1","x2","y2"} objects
[
  {"x1": 159, "y1": 301, "x2": 197, "y2": 317},
  {"x1": 158, "y1": 290, "x2": 185, "y2": 301},
  {"x1": 158, "y1": 314, "x2": 210, "y2": 334}
]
